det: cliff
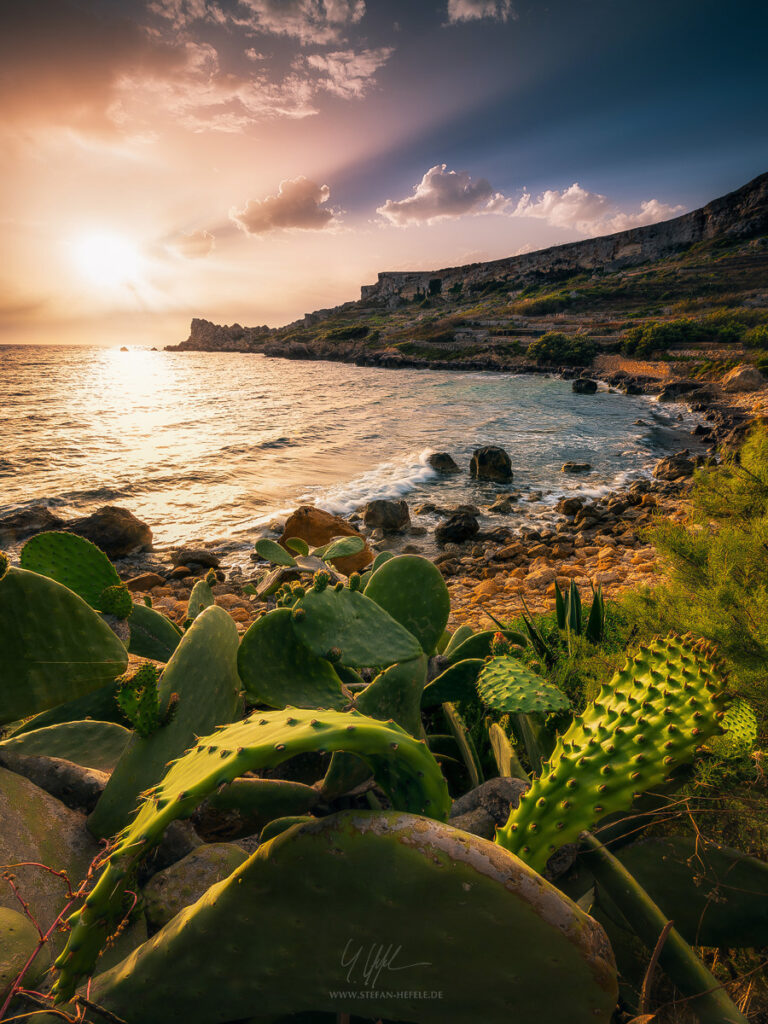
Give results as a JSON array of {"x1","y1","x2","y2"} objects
[
  {"x1": 167, "y1": 318, "x2": 272, "y2": 352},
  {"x1": 360, "y1": 172, "x2": 768, "y2": 301}
]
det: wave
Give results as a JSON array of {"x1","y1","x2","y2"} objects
[{"x1": 300, "y1": 449, "x2": 440, "y2": 516}]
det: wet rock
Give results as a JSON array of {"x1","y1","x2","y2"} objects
[
  {"x1": 556, "y1": 496, "x2": 585, "y2": 515},
  {"x1": 450, "y1": 777, "x2": 528, "y2": 828},
  {"x1": 721, "y1": 364, "x2": 765, "y2": 392},
  {"x1": 488, "y1": 494, "x2": 518, "y2": 514},
  {"x1": 125, "y1": 571, "x2": 167, "y2": 592},
  {"x1": 657, "y1": 380, "x2": 699, "y2": 402},
  {"x1": 469, "y1": 445, "x2": 513, "y2": 482},
  {"x1": 172, "y1": 548, "x2": 220, "y2": 569},
  {"x1": 572, "y1": 378, "x2": 598, "y2": 394},
  {"x1": 68, "y1": 505, "x2": 153, "y2": 558},
  {"x1": 653, "y1": 452, "x2": 696, "y2": 481},
  {"x1": 0, "y1": 505, "x2": 65, "y2": 546},
  {"x1": 562, "y1": 462, "x2": 592, "y2": 474},
  {"x1": 363, "y1": 498, "x2": 410, "y2": 533},
  {"x1": 143, "y1": 843, "x2": 248, "y2": 931},
  {"x1": 279, "y1": 505, "x2": 372, "y2": 574},
  {"x1": 427, "y1": 452, "x2": 460, "y2": 474},
  {"x1": 435, "y1": 512, "x2": 479, "y2": 545}
]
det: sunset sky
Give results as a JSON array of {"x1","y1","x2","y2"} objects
[{"x1": 2, "y1": 0, "x2": 766, "y2": 347}]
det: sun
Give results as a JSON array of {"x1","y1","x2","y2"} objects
[{"x1": 71, "y1": 232, "x2": 141, "y2": 287}]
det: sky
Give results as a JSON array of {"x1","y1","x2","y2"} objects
[{"x1": 1, "y1": 0, "x2": 766, "y2": 346}]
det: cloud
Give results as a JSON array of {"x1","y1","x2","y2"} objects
[
  {"x1": 446, "y1": 0, "x2": 514, "y2": 24},
  {"x1": 304, "y1": 47, "x2": 394, "y2": 99},
  {"x1": 377, "y1": 164, "x2": 510, "y2": 226},
  {"x1": 152, "y1": 0, "x2": 366, "y2": 45},
  {"x1": 170, "y1": 229, "x2": 216, "y2": 258},
  {"x1": 511, "y1": 182, "x2": 685, "y2": 235},
  {"x1": 230, "y1": 176, "x2": 340, "y2": 234}
]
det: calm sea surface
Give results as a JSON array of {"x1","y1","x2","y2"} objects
[{"x1": 0, "y1": 346, "x2": 700, "y2": 560}]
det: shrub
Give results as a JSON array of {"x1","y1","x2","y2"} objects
[
  {"x1": 745, "y1": 324, "x2": 768, "y2": 348},
  {"x1": 527, "y1": 331, "x2": 597, "y2": 366},
  {"x1": 326, "y1": 324, "x2": 370, "y2": 341}
]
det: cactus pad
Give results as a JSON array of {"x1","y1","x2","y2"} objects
[
  {"x1": 364, "y1": 554, "x2": 451, "y2": 654},
  {"x1": 712, "y1": 698, "x2": 758, "y2": 753},
  {"x1": 87, "y1": 812, "x2": 617, "y2": 1024},
  {"x1": 445, "y1": 628, "x2": 527, "y2": 664},
  {"x1": 354, "y1": 653, "x2": 428, "y2": 736},
  {"x1": 421, "y1": 658, "x2": 484, "y2": 708},
  {"x1": 53, "y1": 709, "x2": 450, "y2": 999},
  {"x1": 497, "y1": 635, "x2": 727, "y2": 872},
  {"x1": 0, "y1": 719, "x2": 130, "y2": 772},
  {"x1": 187, "y1": 578, "x2": 214, "y2": 620},
  {"x1": 20, "y1": 531, "x2": 120, "y2": 608},
  {"x1": 0, "y1": 567, "x2": 128, "y2": 726},
  {"x1": 99, "y1": 584, "x2": 133, "y2": 619},
  {"x1": 238, "y1": 607, "x2": 348, "y2": 710},
  {"x1": 292, "y1": 585, "x2": 422, "y2": 667},
  {"x1": 127, "y1": 602, "x2": 182, "y2": 662},
  {"x1": 476, "y1": 656, "x2": 570, "y2": 714}
]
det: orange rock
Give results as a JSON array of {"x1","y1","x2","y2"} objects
[
  {"x1": 125, "y1": 572, "x2": 166, "y2": 593},
  {"x1": 278, "y1": 505, "x2": 372, "y2": 575}
]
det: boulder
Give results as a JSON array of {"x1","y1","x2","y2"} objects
[
  {"x1": 488, "y1": 494, "x2": 518, "y2": 514},
  {"x1": 653, "y1": 453, "x2": 696, "y2": 481},
  {"x1": 363, "y1": 498, "x2": 410, "y2": 533},
  {"x1": 562, "y1": 462, "x2": 592, "y2": 473},
  {"x1": 556, "y1": 496, "x2": 585, "y2": 515},
  {"x1": 171, "y1": 548, "x2": 220, "y2": 569},
  {"x1": 0, "y1": 767, "x2": 100, "y2": 949},
  {"x1": 0, "y1": 751, "x2": 108, "y2": 813},
  {"x1": 721, "y1": 364, "x2": 765, "y2": 393},
  {"x1": 68, "y1": 505, "x2": 152, "y2": 557},
  {"x1": 143, "y1": 843, "x2": 248, "y2": 931},
  {"x1": 435, "y1": 512, "x2": 479, "y2": 545},
  {"x1": 427, "y1": 452, "x2": 460, "y2": 474},
  {"x1": 0, "y1": 505, "x2": 65, "y2": 546},
  {"x1": 469, "y1": 445, "x2": 513, "y2": 482},
  {"x1": 449, "y1": 778, "x2": 528, "y2": 839},
  {"x1": 572, "y1": 378, "x2": 598, "y2": 394},
  {"x1": 279, "y1": 506, "x2": 372, "y2": 575},
  {"x1": 125, "y1": 571, "x2": 167, "y2": 592}
]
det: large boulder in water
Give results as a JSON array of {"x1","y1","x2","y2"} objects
[
  {"x1": 435, "y1": 511, "x2": 479, "y2": 545},
  {"x1": 68, "y1": 505, "x2": 153, "y2": 557},
  {"x1": 0, "y1": 505, "x2": 65, "y2": 546},
  {"x1": 470, "y1": 445, "x2": 513, "y2": 482},
  {"x1": 428, "y1": 452, "x2": 460, "y2": 474},
  {"x1": 363, "y1": 499, "x2": 410, "y2": 533},
  {"x1": 572, "y1": 378, "x2": 598, "y2": 394},
  {"x1": 279, "y1": 506, "x2": 372, "y2": 575}
]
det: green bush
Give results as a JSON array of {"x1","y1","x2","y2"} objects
[
  {"x1": 745, "y1": 324, "x2": 768, "y2": 348},
  {"x1": 621, "y1": 314, "x2": 750, "y2": 357},
  {"x1": 527, "y1": 331, "x2": 597, "y2": 366}
]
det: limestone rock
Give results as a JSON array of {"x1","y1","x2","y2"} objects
[
  {"x1": 653, "y1": 453, "x2": 695, "y2": 481},
  {"x1": 721, "y1": 364, "x2": 765, "y2": 392},
  {"x1": 125, "y1": 572, "x2": 167, "y2": 592},
  {"x1": 0, "y1": 905, "x2": 49, "y2": 992},
  {"x1": 0, "y1": 505, "x2": 65, "y2": 546},
  {"x1": 279, "y1": 506, "x2": 372, "y2": 575},
  {"x1": 572, "y1": 378, "x2": 598, "y2": 394},
  {"x1": 435, "y1": 512, "x2": 479, "y2": 545},
  {"x1": 143, "y1": 843, "x2": 248, "y2": 930},
  {"x1": 427, "y1": 452, "x2": 460, "y2": 474},
  {"x1": 363, "y1": 498, "x2": 410, "y2": 533},
  {"x1": 171, "y1": 548, "x2": 220, "y2": 569},
  {"x1": 470, "y1": 445, "x2": 513, "y2": 482},
  {"x1": 488, "y1": 494, "x2": 519, "y2": 514},
  {"x1": 68, "y1": 505, "x2": 153, "y2": 557},
  {"x1": 562, "y1": 462, "x2": 592, "y2": 473}
]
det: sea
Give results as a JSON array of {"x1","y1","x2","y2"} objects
[{"x1": 0, "y1": 345, "x2": 703, "y2": 567}]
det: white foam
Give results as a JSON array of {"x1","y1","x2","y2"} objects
[{"x1": 300, "y1": 448, "x2": 439, "y2": 516}]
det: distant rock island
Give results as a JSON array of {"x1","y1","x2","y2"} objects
[{"x1": 168, "y1": 172, "x2": 768, "y2": 375}]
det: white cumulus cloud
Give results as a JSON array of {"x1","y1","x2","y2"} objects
[
  {"x1": 304, "y1": 46, "x2": 394, "y2": 99},
  {"x1": 446, "y1": 0, "x2": 513, "y2": 24},
  {"x1": 230, "y1": 176, "x2": 340, "y2": 234},
  {"x1": 377, "y1": 164, "x2": 510, "y2": 226},
  {"x1": 512, "y1": 183, "x2": 685, "y2": 235}
]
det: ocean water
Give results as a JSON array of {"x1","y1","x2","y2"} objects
[{"x1": 0, "y1": 345, "x2": 701, "y2": 561}]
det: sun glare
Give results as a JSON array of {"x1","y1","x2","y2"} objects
[{"x1": 72, "y1": 232, "x2": 141, "y2": 287}]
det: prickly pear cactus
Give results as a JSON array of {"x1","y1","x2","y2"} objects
[
  {"x1": 476, "y1": 655, "x2": 570, "y2": 714},
  {"x1": 99, "y1": 584, "x2": 133, "y2": 620},
  {"x1": 0, "y1": 567, "x2": 128, "y2": 726},
  {"x1": 238, "y1": 607, "x2": 347, "y2": 710},
  {"x1": 0, "y1": 719, "x2": 130, "y2": 772},
  {"x1": 445, "y1": 628, "x2": 527, "y2": 665},
  {"x1": 127, "y1": 602, "x2": 182, "y2": 662},
  {"x1": 187, "y1": 578, "x2": 214, "y2": 620},
  {"x1": 53, "y1": 709, "x2": 450, "y2": 999},
  {"x1": 291, "y1": 578, "x2": 422, "y2": 667},
  {"x1": 711, "y1": 698, "x2": 758, "y2": 754},
  {"x1": 364, "y1": 554, "x2": 450, "y2": 654},
  {"x1": 20, "y1": 531, "x2": 120, "y2": 608},
  {"x1": 87, "y1": 605, "x2": 241, "y2": 841},
  {"x1": 354, "y1": 653, "x2": 428, "y2": 736},
  {"x1": 115, "y1": 663, "x2": 165, "y2": 738},
  {"x1": 497, "y1": 635, "x2": 727, "y2": 872},
  {"x1": 86, "y1": 813, "x2": 617, "y2": 1024},
  {"x1": 421, "y1": 658, "x2": 484, "y2": 708}
]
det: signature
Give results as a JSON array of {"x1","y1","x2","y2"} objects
[{"x1": 341, "y1": 939, "x2": 432, "y2": 988}]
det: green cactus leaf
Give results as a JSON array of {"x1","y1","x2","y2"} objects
[
  {"x1": 20, "y1": 531, "x2": 120, "y2": 608},
  {"x1": 53, "y1": 709, "x2": 450, "y2": 1000},
  {"x1": 291, "y1": 586, "x2": 422, "y2": 668},
  {"x1": 238, "y1": 607, "x2": 348, "y2": 710},
  {"x1": 7, "y1": 680, "x2": 129, "y2": 735},
  {"x1": 127, "y1": 602, "x2": 182, "y2": 662},
  {"x1": 445, "y1": 628, "x2": 527, "y2": 664},
  {"x1": 86, "y1": 812, "x2": 617, "y2": 1024},
  {"x1": 443, "y1": 624, "x2": 474, "y2": 656},
  {"x1": 0, "y1": 567, "x2": 128, "y2": 726},
  {"x1": 710, "y1": 697, "x2": 758, "y2": 753},
  {"x1": 314, "y1": 534, "x2": 365, "y2": 561},
  {"x1": 354, "y1": 653, "x2": 428, "y2": 736},
  {"x1": 0, "y1": 719, "x2": 131, "y2": 772},
  {"x1": 87, "y1": 605, "x2": 241, "y2": 841},
  {"x1": 497, "y1": 634, "x2": 727, "y2": 872},
  {"x1": 284, "y1": 537, "x2": 310, "y2": 556},
  {"x1": 260, "y1": 814, "x2": 316, "y2": 842},
  {"x1": 203, "y1": 777, "x2": 319, "y2": 835},
  {"x1": 421, "y1": 658, "x2": 484, "y2": 708},
  {"x1": 371, "y1": 549, "x2": 395, "y2": 571},
  {"x1": 99, "y1": 584, "x2": 133, "y2": 620},
  {"x1": 364, "y1": 554, "x2": 450, "y2": 655},
  {"x1": 476, "y1": 656, "x2": 570, "y2": 715},
  {"x1": 187, "y1": 579, "x2": 214, "y2": 621},
  {"x1": 254, "y1": 538, "x2": 297, "y2": 567}
]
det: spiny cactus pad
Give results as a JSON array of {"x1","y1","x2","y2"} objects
[
  {"x1": 497, "y1": 635, "x2": 727, "y2": 872},
  {"x1": 53, "y1": 710, "x2": 450, "y2": 999},
  {"x1": 20, "y1": 531, "x2": 120, "y2": 608},
  {"x1": 712, "y1": 697, "x2": 758, "y2": 753},
  {"x1": 0, "y1": 719, "x2": 131, "y2": 772},
  {"x1": 364, "y1": 554, "x2": 450, "y2": 655},
  {"x1": 476, "y1": 655, "x2": 570, "y2": 714},
  {"x1": 445, "y1": 628, "x2": 527, "y2": 664},
  {"x1": 126, "y1": 602, "x2": 182, "y2": 662},
  {"x1": 99, "y1": 584, "x2": 133, "y2": 620},
  {"x1": 354, "y1": 653, "x2": 428, "y2": 736},
  {"x1": 237, "y1": 607, "x2": 347, "y2": 710},
  {"x1": 87, "y1": 605, "x2": 241, "y2": 841},
  {"x1": 421, "y1": 658, "x2": 484, "y2": 708},
  {"x1": 0, "y1": 567, "x2": 128, "y2": 726},
  {"x1": 292, "y1": 585, "x2": 422, "y2": 667},
  {"x1": 186, "y1": 578, "x2": 214, "y2": 620},
  {"x1": 115, "y1": 664, "x2": 164, "y2": 738},
  {"x1": 87, "y1": 812, "x2": 617, "y2": 1024}
]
